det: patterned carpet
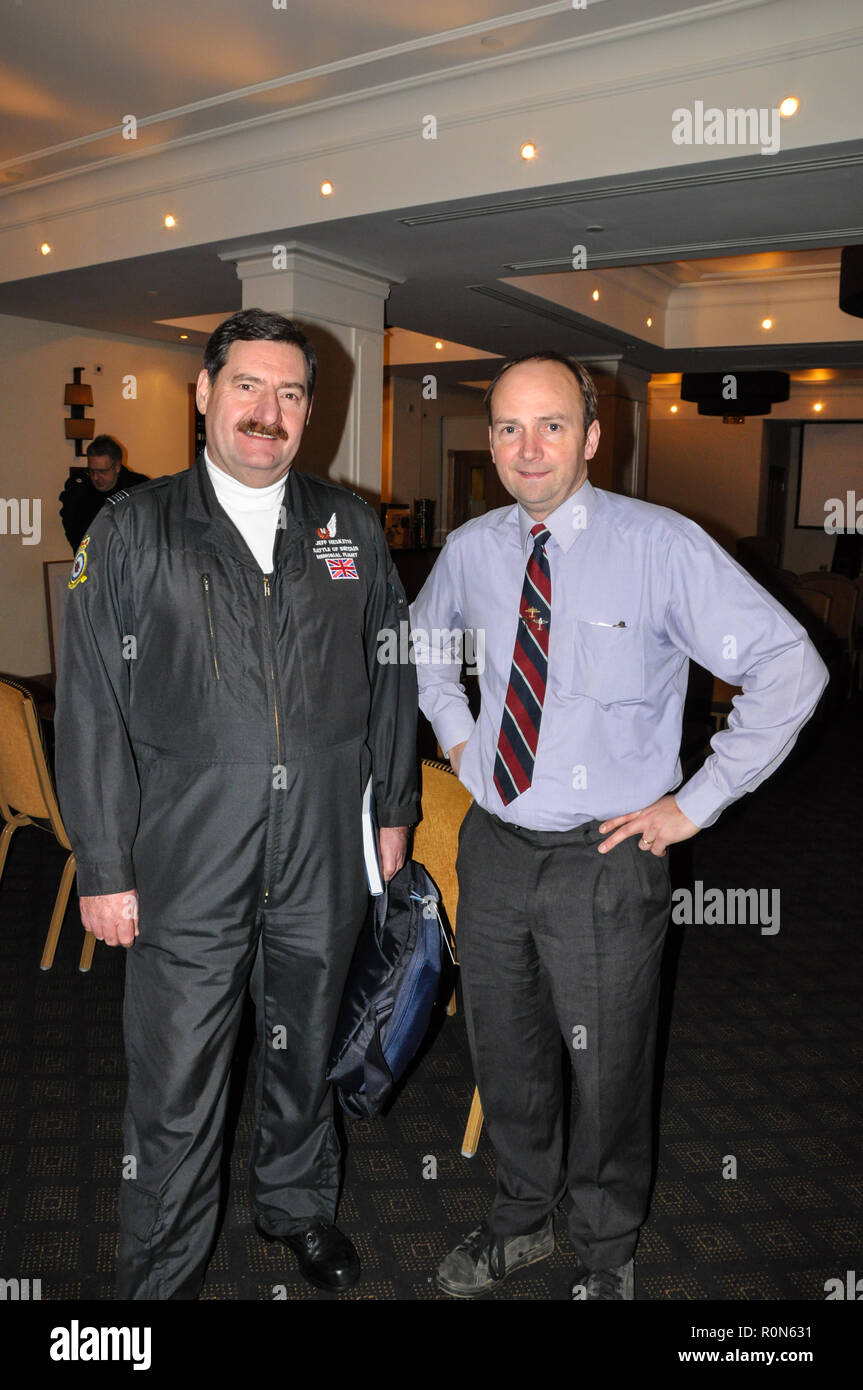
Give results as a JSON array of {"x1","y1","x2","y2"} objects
[{"x1": 0, "y1": 695, "x2": 860, "y2": 1304}]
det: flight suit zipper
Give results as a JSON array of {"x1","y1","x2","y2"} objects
[
  {"x1": 201, "y1": 574, "x2": 221, "y2": 680},
  {"x1": 262, "y1": 573, "x2": 281, "y2": 905}
]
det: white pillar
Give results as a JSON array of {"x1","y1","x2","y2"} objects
[{"x1": 219, "y1": 241, "x2": 398, "y2": 496}]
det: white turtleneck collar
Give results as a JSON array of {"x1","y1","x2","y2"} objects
[{"x1": 205, "y1": 450, "x2": 288, "y2": 572}]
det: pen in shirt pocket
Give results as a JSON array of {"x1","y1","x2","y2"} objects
[{"x1": 586, "y1": 619, "x2": 627, "y2": 628}]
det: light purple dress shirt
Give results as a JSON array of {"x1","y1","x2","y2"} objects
[{"x1": 409, "y1": 479, "x2": 828, "y2": 831}]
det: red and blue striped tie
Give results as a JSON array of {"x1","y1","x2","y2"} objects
[{"x1": 493, "y1": 523, "x2": 551, "y2": 805}]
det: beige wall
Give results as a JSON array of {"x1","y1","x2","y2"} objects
[
  {"x1": 645, "y1": 411, "x2": 763, "y2": 550},
  {"x1": 388, "y1": 375, "x2": 487, "y2": 516},
  {"x1": 0, "y1": 313, "x2": 202, "y2": 675},
  {"x1": 646, "y1": 379, "x2": 863, "y2": 558}
]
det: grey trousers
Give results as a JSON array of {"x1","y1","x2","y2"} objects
[{"x1": 456, "y1": 802, "x2": 671, "y2": 1270}]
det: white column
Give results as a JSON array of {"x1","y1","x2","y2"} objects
[{"x1": 219, "y1": 241, "x2": 399, "y2": 496}]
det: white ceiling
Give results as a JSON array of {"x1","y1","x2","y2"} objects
[
  {"x1": 1, "y1": 0, "x2": 736, "y2": 183},
  {"x1": 1, "y1": 0, "x2": 862, "y2": 378}
]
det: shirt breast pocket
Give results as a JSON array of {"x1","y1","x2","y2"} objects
[{"x1": 566, "y1": 619, "x2": 645, "y2": 706}]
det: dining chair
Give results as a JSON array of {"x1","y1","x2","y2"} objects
[
  {"x1": 0, "y1": 677, "x2": 93, "y2": 971},
  {"x1": 412, "y1": 758, "x2": 484, "y2": 1157}
]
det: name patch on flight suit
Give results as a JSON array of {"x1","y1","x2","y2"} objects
[
  {"x1": 68, "y1": 534, "x2": 90, "y2": 589},
  {"x1": 312, "y1": 512, "x2": 360, "y2": 579}
]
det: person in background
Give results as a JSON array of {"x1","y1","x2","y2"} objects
[{"x1": 59, "y1": 435, "x2": 148, "y2": 550}]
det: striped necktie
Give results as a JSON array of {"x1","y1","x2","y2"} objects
[{"x1": 493, "y1": 523, "x2": 552, "y2": 805}]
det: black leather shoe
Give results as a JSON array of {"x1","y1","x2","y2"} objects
[{"x1": 255, "y1": 1218, "x2": 360, "y2": 1291}]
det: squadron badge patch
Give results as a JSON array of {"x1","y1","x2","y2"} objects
[
  {"x1": 68, "y1": 534, "x2": 90, "y2": 590},
  {"x1": 313, "y1": 512, "x2": 360, "y2": 579}
]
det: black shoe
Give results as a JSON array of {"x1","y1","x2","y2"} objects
[{"x1": 255, "y1": 1218, "x2": 360, "y2": 1291}]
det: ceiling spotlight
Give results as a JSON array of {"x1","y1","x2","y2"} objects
[
  {"x1": 39, "y1": 242, "x2": 52, "y2": 256},
  {"x1": 320, "y1": 180, "x2": 334, "y2": 196},
  {"x1": 179, "y1": 334, "x2": 189, "y2": 340},
  {"x1": 592, "y1": 289, "x2": 600, "y2": 302},
  {"x1": 164, "y1": 214, "x2": 176, "y2": 228},
  {"x1": 520, "y1": 142, "x2": 537, "y2": 161},
  {"x1": 434, "y1": 340, "x2": 443, "y2": 350},
  {"x1": 761, "y1": 317, "x2": 773, "y2": 330},
  {"x1": 646, "y1": 316, "x2": 653, "y2": 328},
  {"x1": 779, "y1": 97, "x2": 799, "y2": 117},
  {"x1": 813, "y1": 401, "x2": 824, "y2": 412},
  {"x1": 670, "y1": 405, "x2": 679, "y2": 414}
]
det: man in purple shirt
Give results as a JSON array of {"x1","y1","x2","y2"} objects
[{"x1": 410, "y1": 352, "x2": 827, "y2": 1301}]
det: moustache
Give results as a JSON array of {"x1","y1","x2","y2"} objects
[{"x1": 238, "y1": 418, "x2": 288, "y2": 440}]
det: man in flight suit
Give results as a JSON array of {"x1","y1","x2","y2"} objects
[{"x1": 55, "y1": 308, "x2": 419, "y2": 1300}]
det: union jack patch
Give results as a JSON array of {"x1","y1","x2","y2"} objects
[{"x1": 325, "y1": 556, "x2": 358, "y2": 580}]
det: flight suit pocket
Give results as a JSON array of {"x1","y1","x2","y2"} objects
[
  {"x1": 567, "y1": 619, "x2": 644, "y2": 706},
  {"x1": 201, "y1": 573, "x2": 221, "y2": 681}
]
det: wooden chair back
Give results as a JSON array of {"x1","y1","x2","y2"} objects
[
  {"x1": 413, "y1": 759, "x2": 473, "y2": 925},
  {"x1": 0, "y1": 678, "x2": 69, "y2": 848}
]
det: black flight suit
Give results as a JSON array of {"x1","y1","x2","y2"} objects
[
  {"x1": 58, "y1": 464, "x2": 149, "y2": 551},
  {"x1": 54, "y1": 456, "x2": 418, "y2": 1299}
]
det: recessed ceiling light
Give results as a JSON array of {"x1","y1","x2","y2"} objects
[
  {"x1": 592, "y1": 289, "x2": 600, "y2": 302},
  {"x1": 39, "y1": 242, "x2": 51, "y2": 256},
  {"x1": 670, "y1": 405, "x2": 679, "y2": 414},
  {"x1": 761, "y1": 317, "x2": 773, "y2": 330},
  {"x1": 179, "y1": 334, "x2": 189, "y2": 340},
  {"x1": 520, "y1": 142, "x2": 537, "y2": 161},
  {"x1": 434, "y1": 341, "x2": 444, "y2": 350},
  {"x1": 646, "y1": 316, "x2": 653, "y2": 328},
  {"x1": 586, "y1": 225, "x2": 604, "y2": 233},
  {"x1": 164, "y1": 214, "x2": 176, "y2": 228},
  {"x1": 813, "y1": 401, "x2": 824, "y2": 412},
  {"x1": 320, "y1": 180, "x2": 334, "y2": 196},
  {"x1": 779, "y1": 96, "x2": 799, "y2": 117}
]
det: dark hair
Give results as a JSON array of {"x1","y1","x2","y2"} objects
[
  {"x1": 484, "y1": 352, "x2": 598, "y2": 434},
  {"x1": 203, "y1": 308, "x2": 317, "y2": 399},
  {"x1": 86, "y1": 435, "x2": 123, "y2": 465}
]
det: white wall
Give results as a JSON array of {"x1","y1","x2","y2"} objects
[{"x1": 0, "y1": 313, "x2": 202, "y2": 675}]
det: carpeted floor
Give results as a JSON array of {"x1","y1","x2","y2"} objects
[{"x1": 0, "y1": 696, "x2": 860, "y2": 1301}]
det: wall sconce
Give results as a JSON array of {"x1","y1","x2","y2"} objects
[{"x1": 64, "y1": 367, "x2": 94, "y2": 456}]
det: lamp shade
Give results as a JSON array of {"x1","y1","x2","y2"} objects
[
  {"x1": 681, "y1": 371, "x2": 789, "y2": 417},
  {"x1": 64, "y1": 382, "x2": 94, "y2": 406},
  {"x1": 696, "y1": 398, "x2": 773, "y2": 416},
  {"x1": 65, "y1": 418, "x2": 95, "y2": 441},
  {"x1": 839, "y1": 246, "x2": 863, "y2": 318}
]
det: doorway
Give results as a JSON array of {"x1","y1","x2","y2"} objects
[{"x1": 449, "y1": 451, "x2": 512, "y2": 530}]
